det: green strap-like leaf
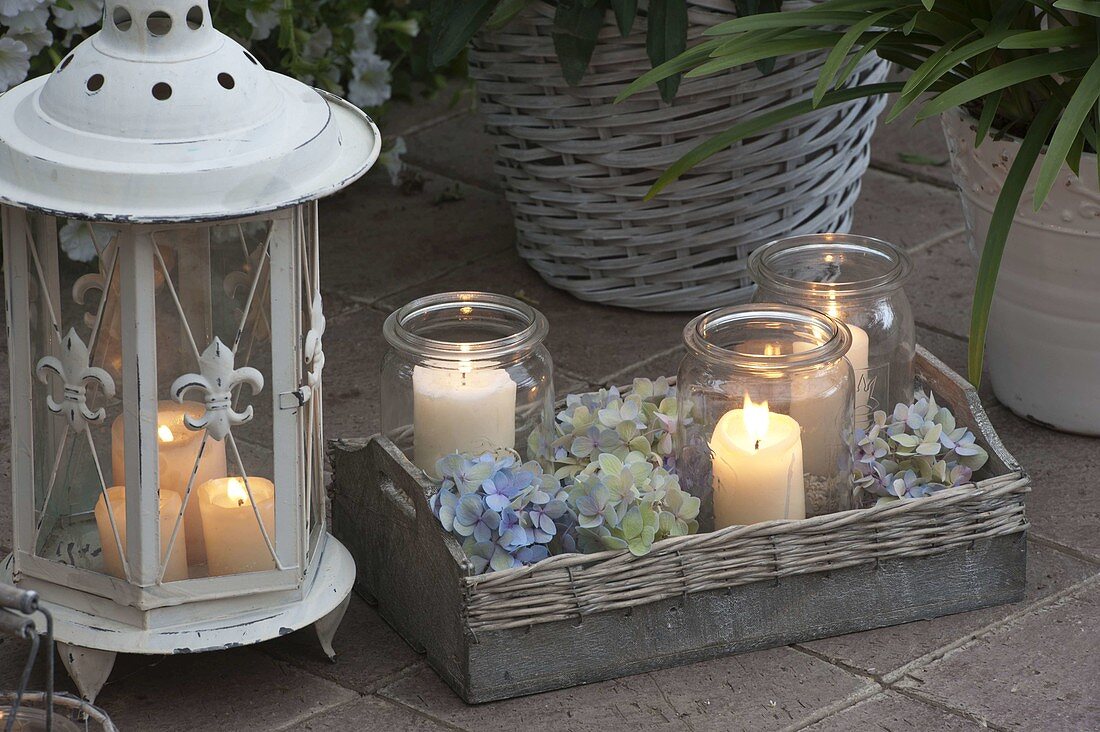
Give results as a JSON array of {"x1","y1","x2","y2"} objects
[
  {"x1": 998, "y1": 25, "x2": 1092, "y2": 49},
  {"x1": 645, "y1": 82, "x2": 904, "y2": 199},
  {"x1": 917, "y1": 47, "x2": 1096, "y2": 119},
  {"x1": 614, "y1": 37, "x2": 728, "y2": 102},
  {"x1": 1034, "y1": 55, "x2": 1100, "y2": 206},
  {"x1": 1054, "y1": 0, "x2": 1100, "y2": 17},
  {"x1": 814, "y1": 8, "x2": 898, "y2": 106},
  {"x1": 429, "y1": 0, "x2": 501, "y2": 68},
  {"x1": 975, "y1": 89, "x2": 1004, "y2": 146},
  {"x1": 487, "y1": 0, "x2": 531, "y2": 30},
  {"x1": 687, "y1": 33, "x2": 849, "y2": 77},
  {"x1": 552, "y1": 1, "x2": 606, "y2": 86},
  {"x1": 610, "y1": 0, "x2": 637, "y2": 36},
  {"x1": 968, "y1": 100, "x2": 1062, "y2": 385},
  {"x1": 647, "y1": 0, "x2": 688, "y2": 102}
]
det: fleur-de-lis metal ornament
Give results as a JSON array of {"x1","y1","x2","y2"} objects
[
  {"x1": 36, "y1": 328, "x2": 116, "y2": 433},
  {"x1": 170, "y1": 337, "x2": 264, "y2": 440},
  {"x1": 303, "y1": 293, "x2": 326, "y2": 397}
]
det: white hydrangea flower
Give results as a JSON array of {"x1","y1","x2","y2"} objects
[
  {"x1": 347, "y1": 50, "x2": 391, "y2": 108},
  {"x1": 3, "y1": 1, "x2": 47, "y2": 32},
  {"x1": 351, "y1": 9, "x2": 379, "y2": 53},
  {"x1": 8, "y1": 26, "x2": 50, "y2": 55},
  {"x1": 379, "y1": 137, "x2": 407, "y2": 186},
  {"x1": 0, "y1": 36, "x2": 30, "y2": 92},
  {"x1": 0, "y1": 0, "x2": 44, "y2": 19},
  {"x1": 245, "y1": 7, "x2": 279, "y2": 41},
  {"x1": 51, "y1": 0, "x2": 103, "y2": 30},
  {"x1": 303, "y1": 25, "x2": 332, "y2": 61},
  {"x1": 60, "y1": 220, "x2": 118, "y2": 263}
]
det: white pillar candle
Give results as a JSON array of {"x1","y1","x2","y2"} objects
[
  {"x1": 788, "y1": 339, "x2": 849, "y2": 477},
  {"x1": 412, "y1": 364, "x2": 517, "y2": 478},
  {"x1": 198, "y1": 476, "x2": 277, "y2": 577},
  {"x1": 711, "y1": 395, "x2": 805, "y2": 528},
  {"x1": 94, "y1": 485, "x2": 189, "y2": 582},
  {"x1": 112, "y1": 400, "x2": 228, "y2": 566}
]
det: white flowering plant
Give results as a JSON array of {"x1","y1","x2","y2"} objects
[{"x1": 0, "y1": 0, "x2": 457, "y2": 113}]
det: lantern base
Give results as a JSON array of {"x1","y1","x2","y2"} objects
[{"x1": 2, "y1": 533, "x2": 355, "y2": 703}]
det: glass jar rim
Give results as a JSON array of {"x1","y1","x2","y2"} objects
[
  {"x1": 683, "y1": 303, "x2": 853, "y2": 371},
  {"x1": 383, "y1": 291, "x2": 549, "y2": 361},
  {"x1": 748, "y1": 233, "x2": 913, "y2": 297}
]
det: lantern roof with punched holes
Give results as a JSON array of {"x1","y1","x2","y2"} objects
[{"x1": 0, "y1": 0, "x2": 381, "y2": 223}]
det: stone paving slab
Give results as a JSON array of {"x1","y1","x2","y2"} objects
[
  {"x1": 852, "y1": 169, "x2": 964, "y2": 251},
  {"x1": 800, "y1": 540, "x2": 1097, "y2": 677},
  {"x1": 285, "y1": 694, "x2": 455, "y2": 731},
  {"x1": 804, "y1": 690, "x2": 984, "y2": 731},
  {"x1": 264, "y1": 593, "x2": 421, "y2": 695},
  {"x1": 894, "y1": 577, "x2": 1100, "y2": 731},
  {"x1": 870, "y1": 100, "x2": 956, "y2": 189},
  {"x1": 985, "y1": 406, "x2": 1100, "y2": 562},
  {"x1": 317, "y1": 175, "x2": 513, "y2": 306},
  {"x1": 405, "y1": 112, "x2": 500, "y2": 193},
  {"x1": 94, "y1": 647, "x2": 358, "y2": 731},
  {"x1": 907, "y1": 233, "x2": 976, "y2": 340},
  {"x1": 379, "y1": 647, "x2": 873, "y2": 732}
]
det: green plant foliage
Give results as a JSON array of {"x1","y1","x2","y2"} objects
[{"x1": 618, "y1": 1, "x2": 1100, "y2": 383}]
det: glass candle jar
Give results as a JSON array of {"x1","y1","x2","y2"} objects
[
  {"x1": 382, "y1": 292, "x2": 554, "y2": 479},
  {"x1": 677, "y1": 304, "x2": 855, "y2": 527},
  {"x1": 749, "y1": 234, "x2": 915, "y2": 429}
]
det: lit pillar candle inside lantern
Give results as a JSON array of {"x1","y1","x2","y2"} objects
[
  {"x1": 198, "y1": 476, "x2": 277, "y2": 577},
  {"x1": 787, "y1": 340, "x2": 850, "y2": 477},
  {"x1": 822, "y1": 301, "x2": 870, "y2": 429},
  {"x1": 412, "y1": 363, "x2": 517, "y2": 478},
  {"x1": 111, "y1": 400, "x2": 227, "y2": 566},
  {"x1": 94, "y1": 485, "x2": 189, "y2": 582},
  {"x1": 711, "y1": 395, "x2": 805, "y2": 527}
]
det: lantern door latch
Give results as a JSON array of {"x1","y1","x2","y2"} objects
[{"x1": 279, "y1": 386, "x2": 313, "y2": 410}]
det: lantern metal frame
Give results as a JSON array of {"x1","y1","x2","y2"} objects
[{"x1": 0, "y1": 0, "x2": 379, "y2": 703}]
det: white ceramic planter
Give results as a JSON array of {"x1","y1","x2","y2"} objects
[{"x1": 942, "y1": 109, "x2": 1100, "y2": 435}]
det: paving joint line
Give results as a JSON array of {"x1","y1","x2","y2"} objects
[
  {"x1": 270, "y1": 692, "x2": 364, "y2": 732},
  {"x1": 905, "y1": 225, "x2": 967, "y2": 255},
  {"x1": 867, "y1": 160, "x2": 958, "y2": 192},
  {"x1": 914, "y1": 320, "x2": 967, "y2": 342},
  {"x1": 600, "y1": 343, "x2": 685, "y2": 386},
  {"x1": 372, "y1": 692, "x2": 471, "y2": 732},
  {"x1": 890, "y1": 685, "x2": 1012, "y2": 731},
  {"x1": 781, "y1": 681, "x2": 883, "y2": 731},
  {"x1": 1026, "y1": 532, "x2": 1100, "y2": 567},
  {"x1": 880, "y1": 572, "x2": 1100, "y2": 687},
  {"x1": 403, "y1": 160, "x2": 502, "y2": 197},
  {"x1": 392, "y1": 106, "x2": 472, "y2": 140}
]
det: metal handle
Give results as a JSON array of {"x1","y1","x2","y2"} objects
[
  {"x1": 0, "y1": 609, "x2": 34, "y2": 640},
  {"x1": 0, "y1": 585, "x2": 37, "y2": 615}
]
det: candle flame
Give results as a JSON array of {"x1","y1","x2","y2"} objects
[
  {"x1": 763, "y1": 343, "x2": 781, "y2": 357},
  {"x1": 742, "y1": 393, "x2": 770, "y2": 448},
  {"x1": 158, "y1": 424, "x2": 174, "y2": 443},
  {"x1": 227, "y1": 477, "x2": 250, "y2": 507}
]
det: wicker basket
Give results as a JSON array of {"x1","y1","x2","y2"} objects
[
  {"x1": 467, "y1": 0, "x2": 890, "y2": 311},
  {"x1": 331, "y1": 346, "x2": 1029, "y2": 703}
]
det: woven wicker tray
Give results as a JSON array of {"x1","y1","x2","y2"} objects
[{"x1": 330, "y1": 346, "x2": 1029, "y2": 703}]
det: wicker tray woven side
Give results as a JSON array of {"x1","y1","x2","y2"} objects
[{"x1": 331, "y1": 346, "x2": 1028, "y2": 702}]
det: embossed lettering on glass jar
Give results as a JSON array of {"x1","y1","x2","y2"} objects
[
  {"x1": 382, "y1": 292, "x2": 554, "y2": 479},
  {"x1": 676, "y1": 304, "x2": 855, "y2": 527},
  {"x1": 749, "y1": 234, "x2": 914, "y2": 429}
]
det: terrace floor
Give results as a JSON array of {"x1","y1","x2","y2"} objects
[{"x1": 1, "y1": 90, "x2": 1097, "y2": 731}]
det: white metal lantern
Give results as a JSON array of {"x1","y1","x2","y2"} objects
[{"x1": 0, "y1": 0, "x2": 379, "y2": 701}]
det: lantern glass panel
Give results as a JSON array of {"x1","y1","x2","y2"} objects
[{"x1": 15, "y1": 206, "x2": 322, "y2": 590}]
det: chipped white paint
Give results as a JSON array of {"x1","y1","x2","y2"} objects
[{"x1": 0, "y1": 0, "x2": 372, "y2": 702}]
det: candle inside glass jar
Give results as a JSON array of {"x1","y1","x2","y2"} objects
[
  {"x1": 111, "y1": 401, "x2": 228, "y2": 566},
  {"x1": 412, "y1": 362, "x2": 517, "y2": 478},
  {"x1": 711, "y1": 394, "x2": 805, "y2": 527}
]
